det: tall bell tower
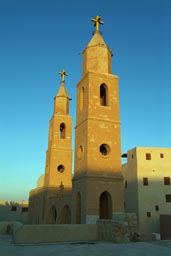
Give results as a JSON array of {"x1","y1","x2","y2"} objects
[{"x1": 72, "y1": 16, "x2": 124, "y2": 224}]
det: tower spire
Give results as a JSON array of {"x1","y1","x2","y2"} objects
[
  {"x1": 54, "y1": 69, "x2": 70, "y2": 115},
  {"x1": 91, "y1": 15, "x2": 104, "y2": 31}
]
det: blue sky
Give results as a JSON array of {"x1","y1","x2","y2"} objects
[{"x1": 0, "y1": 0, "x2": 170, "y2": 201}]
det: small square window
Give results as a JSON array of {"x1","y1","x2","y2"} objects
[
  {"x1": 22, "y1": 207, "x2": 28, "y2": 212},
  {"x1": 166, "y1": 194, "x2": 171, "y2": 202},
  {"x1": 143, "y1": 177, "x2": 149, "y2": 186},
  {"x1": 146, "y1": 153, "x2": 151, "y2": 160},
  {"x1": 160, "y1": 153, "x2": 164, "y2": 158},
  {"x1": 147, "y1": 212, "x2": 151, "y2": 217},
  {"x1": 11, "y1": 206, "x2": 17, "y2": 211},
  {"x1": 164, "y1": 177, "x2": 170, "y2": 185},
  {"x1": 155, "y1": 205, "x2": 159, "y2": 211}
]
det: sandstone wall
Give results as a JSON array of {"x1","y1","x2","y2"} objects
[{"x1": 13, "y1": 224, "x2": 97, "y2": 244}]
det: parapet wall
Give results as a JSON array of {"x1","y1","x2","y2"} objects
[{"x1": 13, "y1": 224, "x2": 97, "y2": 244}]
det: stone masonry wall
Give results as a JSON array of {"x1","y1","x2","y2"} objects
[{"x1": 97, "y1": 212, "x2": 139, "y2": 243}]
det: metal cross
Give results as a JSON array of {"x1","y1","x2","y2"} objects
[
  {"x1": 58, "y1": 69, "x2": 68, "y2": 82},
  {"x1": 91, "y1": 15, "x2": 104, "y2": 31}
]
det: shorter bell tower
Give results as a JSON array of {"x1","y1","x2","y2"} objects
[
  {"x1": 44, "y1": 70, "x2": 72, "y2": 189},
  {"x1": 29, "y1": 70, "x2": 73, "y2": 224}
]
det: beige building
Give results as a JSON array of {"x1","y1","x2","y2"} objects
[
  {"x1": 29, "y1": 16, "x2": 124, "y2": 224},
  {"x1": 123, "y1": 147, "x2": 171, "y2": 234},
  {"x1": 0, "y1": 201, "x2": 28, "y2": 224}
]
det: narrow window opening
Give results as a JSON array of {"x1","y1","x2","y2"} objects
[
  {"x1": 143, "y1": 177, "x2": 149, "y2": 186},
  {"x1": 147, "y1": 212, "x2": 151, "y2": 217},
  {"x1": 59, "y1": 123, "x2": 65, "y2": 139},
  {"x1": 125, "y1": 180, "x2": 127, "y2": 188},
  {"x1": 78, "y1": 145, "x2": 84, "y2": 159},
  {"x1": 160, "y1": 153, "x2": 164, "y2": 158},
  {"x1": 164, "y1": 177, "x2": 170, "y2": 185},
  {"x1": 80, "y1": 87, "x2": 84, "y2": 111},
  {"x1": 155, "y1": 205, "x2": 159, "y2": 211},
  {"x1": 100, "y1": 84, "x2": 107, "y2": 106}
]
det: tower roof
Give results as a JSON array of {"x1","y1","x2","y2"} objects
[
  {"x1": 56, "y1": 69, "x2": 69, "y2": 98},
  {"x1": 87, "y1": 31, "x2": 107, "y2": 47},
  {"x1": 56, "y1": 81, "x2": 69, "y2": 98}
]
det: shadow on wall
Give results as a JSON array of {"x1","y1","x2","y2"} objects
[
  {"x1": 0, "y1": 201, "x2": 28, "y2": 224},
  {"x1": 124, "y1": 177, "x2": 171, "y2": 235}
]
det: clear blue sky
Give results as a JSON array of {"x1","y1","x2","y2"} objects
[{"x1": 0, "y1": 0, "x2": 170, "y2": 201}]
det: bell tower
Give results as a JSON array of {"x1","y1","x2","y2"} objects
[
  {"x1": 44, "y1": 70, "x2": 72, "y2": 189},
  {"x1": 72, "y1": 16, "x2": 124, "y2": 224}
]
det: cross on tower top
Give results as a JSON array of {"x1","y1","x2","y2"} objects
[
  {"x1": 58, "y1": 69, "x2": 68, "y2": 82},
  {"x1": 91, "y1": 15, "x2": 104, "y2": 31}
]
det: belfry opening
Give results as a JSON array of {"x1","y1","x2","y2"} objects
[{"x1": 100, "y1": 84, "x2": 107, "y2": 106}]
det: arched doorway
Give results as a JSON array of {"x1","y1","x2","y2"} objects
[
  {"x1": 76, "y1": 192, "x2": 81, "y2": 224},
  {"x1": 48, "y1": 205, "x2": 57, "y2": 224},
  {"x1": 99, "y1": 191, "x2": 112, "y2": 219},
  {"x1": 61, "y1": 205, "x2": 71, "y2": 224}
]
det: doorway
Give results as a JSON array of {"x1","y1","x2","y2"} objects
[{"x1": 99, "y1": 191, "x2": 112, "y2": 219}]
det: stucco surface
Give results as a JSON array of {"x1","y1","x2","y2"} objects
[
  {"x1": 1, "y1": 235, "x2": 171, "y2": 256},
  {"x1": 13, "y1": 224, "x2": 97, "y2": 244}
]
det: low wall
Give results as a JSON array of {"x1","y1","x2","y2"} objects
[
  {"x1": 13, "y1": 212, "x2": 138, "y2": 244},
  {"x1": 13, "y1": 224, "x2": 97, "y2": 244}
]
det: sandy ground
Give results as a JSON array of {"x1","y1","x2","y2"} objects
[{"x1": 1, "y1": 235, "x2": 171, "y2": 256}]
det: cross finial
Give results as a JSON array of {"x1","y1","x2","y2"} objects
[
  {"x1": 58, "y1": 69, "x2": 68, "y2": 82},
  {"x1": 91, "y1": 15, "x2": 104, "y2": 31}
]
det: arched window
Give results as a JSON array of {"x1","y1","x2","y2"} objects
[
  {"x1": 80, "y1": 87, "x2": 84, "y2": 111},
  {"x1": 48, "y1": 205, "x2": 57, "y2": 224},
  {"x1": 60, "y1": 205, "x2": 71, "y2": 224},
  {"x1": 100, "y1": 84, "x2": 107, "y2": 106},
  {"x1": 59, "y1": 123, "x2": 65, "y2": 139}
]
